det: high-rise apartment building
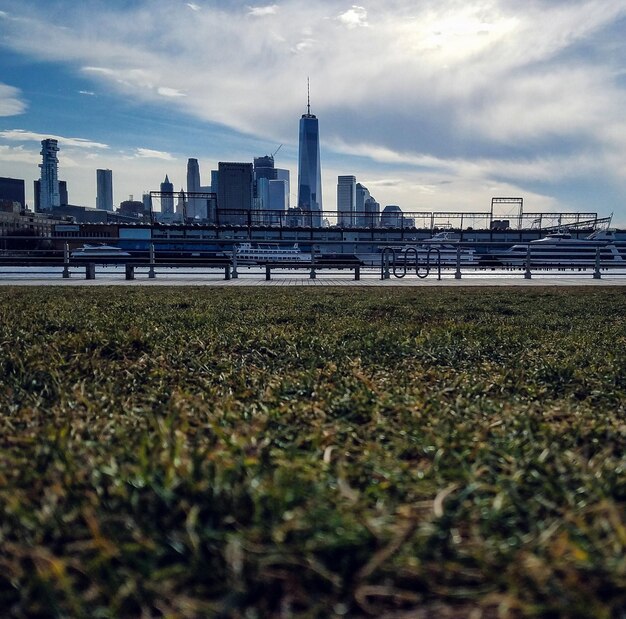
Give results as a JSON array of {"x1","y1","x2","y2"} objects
[
  {"x1": 186, "y1": 158, "x2": 201, "y2": 219},
  {"x1": 337, "y1": 175, "x2": 356, "y2": 227},
  {"x1": 0, "y1": 177, "x2": 25, "y2": 209},
  {"x1": 217, "y1": 162, "x2": 253, "y2": 225},
  {"x1": 297, "y1": 86, "x2": 322, "y2": 227},
  {"x1": 38, "y1": 139, "x2": 60, "y2": 212},
  {"x1": 96, "y1": 169, "x2": 113, "y2": 211},
  {"x1": 160, "y1": 175, "x2": 174, "y2": 214}
]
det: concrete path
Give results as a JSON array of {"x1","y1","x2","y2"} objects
[{"x1": 2, "y1": 272, "x2": 626, "y2": 287}]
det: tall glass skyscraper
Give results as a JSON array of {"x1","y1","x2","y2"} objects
[
  {"x1": 297, "y1": 89, "x2": 322, "y2": 227},
  {"x1": 38, "y1": 139, "x2": 60, "y2": 212},
  {"x1": 96, "y1": 169, "x2": 113, "y2": 211},
  {"x1": 187, "y1": 158, "x2": 201, "y2": 219}
]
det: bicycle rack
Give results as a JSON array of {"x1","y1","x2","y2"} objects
[{"x1": 380, "y1": 246, "x2": 442, "y2": 280}]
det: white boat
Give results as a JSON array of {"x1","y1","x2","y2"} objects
[
  {"x1": 498, "y1": 230, "x2": 624, "y2": 267},
  {"x1": 235, "y1": 242, "x2": 311, "y2": 264},
  {"x1": 70, "y1": 244, "x2": 131, "y2": 259}
]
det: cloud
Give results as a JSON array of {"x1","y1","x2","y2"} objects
[
  {"x1": 186, "y1": 3, "x2": 200, "y2": 11},
  {"x1": 0, "y1": 129, "x2": 109, "y2": 149},
  {"x1": 0, "y1": 144, "x2": 39, "y2": 165},
  {"x1": 79, "y1": 90, "x2": 95, "y2": 96},
  {"x1": 337, "y1": 5, "x2": 368, "y2": 29},
  {"x1": 0, "y1": 83, "x2": 27, "y2": 116},
  {"x1": 157, "y1": 86, "x2": 186, "y2": 98},
  {"x1": 134, "y1": 148, "x2": 176, "y2": 161},
  {"x1": 248, "y1": 5, "x2": 279, "y2": 17}
]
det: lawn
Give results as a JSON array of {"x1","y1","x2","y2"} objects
[{"x1": 1, "y1": 287, "x2": 625, "y2": 618}]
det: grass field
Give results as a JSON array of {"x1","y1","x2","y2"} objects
[{"x1": 1, "y1": 287, "x2": 625, "y2": 618}]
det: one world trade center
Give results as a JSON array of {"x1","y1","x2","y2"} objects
[{"x1": 297, "y1": 83, "x2": 322, "y2": 227}]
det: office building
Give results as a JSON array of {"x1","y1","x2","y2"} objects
[
  {"x1": 381, "y1": 205, "x2": 403, "y2": 228},
  {"x1": 96, "y1": 169, "x2": 113, "y2": 211},
  {"x1": 365, "y1": 197, "x2": 381, "y2": 228},
  {"x1": 297, "y1": 86, "x2": 322, "y2": 226},
  {"x1": 187, "y1": 158, "x2": 201, "y2": 219},
  {"x1": 337, "y1": 175, "x2": 356, "y2": 227},
  {"x1": 34, "y1": 179, "x2": 67, "y2": 212},
  {"x1": 217, "y1": 162, "x2": 253, "y2": 225},
  {"x1": 0, "y1": 177, "x2": 25, "y2": 209},
  {"x1": 38, "y1": 139, "x2": 61, "y2": 212},
  {"x1": 355, "y1": 183, "x2": 370, "y2": 227},
  {"x1": 160, "y1": 175, "x2": 174, "y2": 214}
]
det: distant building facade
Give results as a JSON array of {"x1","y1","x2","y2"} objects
[
  {"x1": 38, "y1": 139, "x2": 61, "y2": 212},
  {"x1": 337, "y1": 175, "x2": 356, "y2": 227},
  {"x1": 186, "y1": 158, "x2": 202, "y2": 219},
  {"x1": 96, "y1": 169, "x2": 113, "y2": 211},
  {"x1": 218, "y1": 162, "x2": 253, "y2": 225},
  {"x1": 160, "y1": 175, "x2": 174, "y2": 215},
  {"x1": 0, "y1": 177, "x2": 25, "y2": 209},
  {"x1": 381, "y1": 205, "x2": 403, "y2": 228}
]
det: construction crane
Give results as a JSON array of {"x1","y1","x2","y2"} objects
[{"x1": 272, "y1": 144, "x2": 283, "y2": 158}]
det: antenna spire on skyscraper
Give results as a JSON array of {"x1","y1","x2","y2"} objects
[{"x1": 307, "y1": 77, "x2": 311, "y2": 116}]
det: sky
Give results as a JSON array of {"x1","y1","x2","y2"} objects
[{"x1": 1, "y1": 0, "x2": 626, "y2": 223}]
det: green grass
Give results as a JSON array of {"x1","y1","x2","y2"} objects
[{"x1": 1, "y1": 287, "x2": 626, "y2": 618}]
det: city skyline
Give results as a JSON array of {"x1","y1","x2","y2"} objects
[{"x1": 1, "y1": 1, "x2": 626, "y2": 222}]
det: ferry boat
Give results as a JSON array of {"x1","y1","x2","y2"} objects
[
  {"x1": 235, "y1": 242, "x2": 312, "y2": 264},
  {"x1": 70, "y1": 244, "x2": 131, "y2": 260},
  {"x1": 497, "y1": 230, "x2": 624, "y2": 267}
]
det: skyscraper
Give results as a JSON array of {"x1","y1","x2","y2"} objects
[
  {"x1": 0, "y1": 177, "x2": 25, "y2": 209},
  {"x1": 38, "y1": 139, "x2": 60, "y2": 212},
  {"x1": 217, "y1": 162, "x2": 253, "y2": 225},
  {"x1": 160, "y1": 175, "x2": 174, "y2": 214},
  {"x1": 337, "y1": 175, "x2": 356, "y2": 227},
  {"x1": 187, "y1": 158, "x2": 201, "y2": 218},
  {"x1": 297, "y1": 83, "x2": 322, "y2": 227},
  {"x1": 355, "y1": 183, "x2": 370, "y2": 227},
  {"x1": 96, "y1": 169, "x2": 113, "y2": 211}
]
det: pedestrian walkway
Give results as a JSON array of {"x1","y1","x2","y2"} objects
[{"x1": 2, "y1": 274, "x2": 626, "y2": 287}]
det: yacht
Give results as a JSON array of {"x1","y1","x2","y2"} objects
[
  {"x1": 70, "y1": 244, "x2": 131, "y2": 260},
  {"x1": 498, "y1": 230, "x2": 624, "y2": 267},
  {"x1": 235, "y1": 242, "x2": 311, "y2": 264}
]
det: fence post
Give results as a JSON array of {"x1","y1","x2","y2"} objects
[
  {"x1": 231, "y1": 250, "x2": 239, "y2": 279},
  {"x1": 85, "y1": 263, "x2": 95, "y2": 280},
  {"x1": 354, "y1": 265, "x2": 361, "y2": 281},
  {"x1": 593, "y1": 248, "x2": 602, "y2": 279},
  {"x1": 524, "y1": 244, "x2": 532, "y2": 279},
  {"x1": 125, "y1": 264, "x2": 135, "y2": 280},
  {"x1": 455, "y1": 245, "x2": 462, "y2": 280},
  {"x1": 224, "y1": 264, "x2": 231, "y2": 280},
  {"x1": 148, "y1": 243, "x2": 156, "y2": 279},
  {"x1": 266, "y1": 264, "x2": 271, "y2": 281},
  {"x1": 62, "y1": 242, "x2": 70, "y2": 279}
]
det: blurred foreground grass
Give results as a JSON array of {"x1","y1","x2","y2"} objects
[{"x1": 1, "y1": 287, "x2": 625, "y2": 618}]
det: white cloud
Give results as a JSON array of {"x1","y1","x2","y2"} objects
[
  {"x1": 337, "y1": 5, "x2": 368, "y2": 29},
  {"x1": 186, "y1": 3, "x2": 201, "y2": 11},
  {"x1": 134, "y1": 148, "x2": 176, "y2": 161},
  {"x1": 248, "y1": 5, "x2": 279, "y2": 17},
  {"x1": 0, "y1": 129, "x2": 109, "y2": 149},
  {"x1": 0, "y1": 83, "x2": 27, "y2": 116},
  {"x1": 157, "y1": 86, "x2": 186, "y2": 98},
  {"x1": 79, "y1": 90, "x2": 95, "y2": 96}
]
